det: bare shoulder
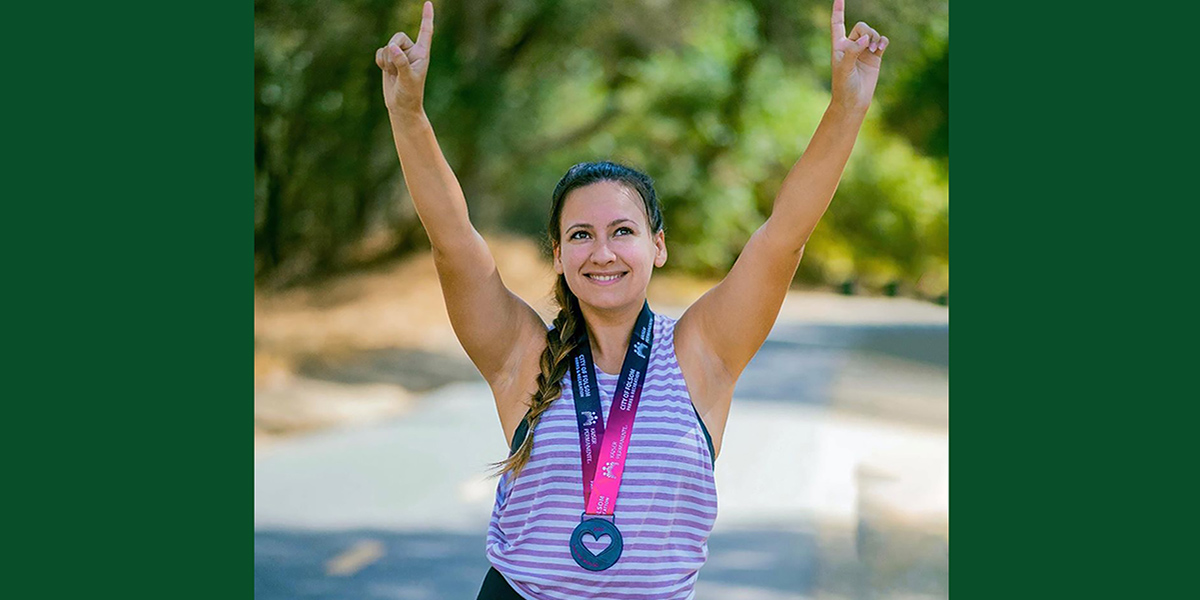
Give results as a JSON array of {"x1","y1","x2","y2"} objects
[
  {"x1": 672, "y1": 309, "x2": 736, "y2": 460},
  {"x1": 487, "y1": 318, "x2": 550, "y2": 449}
]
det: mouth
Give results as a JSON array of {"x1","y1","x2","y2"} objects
[{"x1": 584, "y1": 271, "x2": 628, "y2": 285}]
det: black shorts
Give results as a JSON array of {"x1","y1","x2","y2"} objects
[{"x1": 475, "y1": 566, "x2": 523, "y2": 600}]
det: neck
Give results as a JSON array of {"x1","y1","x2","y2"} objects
[{"x1": 578, "y1": 299, "x2": 646, "y2": 373}]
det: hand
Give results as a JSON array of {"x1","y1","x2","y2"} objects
[
  {"x1": 829, "y1": 0, "x2": 888, "y2": 115},
  {"x1": 375, "y1": 1, "x2": 435, "y2": 117}
]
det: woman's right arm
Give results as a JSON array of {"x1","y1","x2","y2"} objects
[{"x1": 376, "y1": 2, "x2": 545, "y2": 385}]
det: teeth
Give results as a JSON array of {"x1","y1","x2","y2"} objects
[{"x1": 589, "y1": 273, "x2": 623, "y2": 281}]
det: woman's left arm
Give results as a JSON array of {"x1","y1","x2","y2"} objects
[
  {"x1": 768, "y1": 0, "x2": 888, "y2": 251},
  {"x1": 680, "y1": 0, "x2": 888, "y2": 381}
]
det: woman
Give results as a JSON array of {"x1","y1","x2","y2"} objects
[{"x1": 375, "y1": 1, "x2": 888, "y2": 598}]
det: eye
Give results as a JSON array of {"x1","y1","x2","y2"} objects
[
  {"x1": 570, "y1": 230, "x2": 590, "y2": 240},
  {"x1": 615, "y1": 227, "x2": 634, "y2": 236}
]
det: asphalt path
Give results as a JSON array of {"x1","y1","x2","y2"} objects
[{"x1": 255, "y1": 316, "x2": 948, "y2": 599}]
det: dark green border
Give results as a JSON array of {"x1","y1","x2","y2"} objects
[
  {"x1": 11, "y1": 3, "x2": 247, "y2": 597},
  {"x1": 949, "y1": 3, "x2": 1181, "y2": 598},
  {"x1": 11, "y1": 1, "x2": 1173, "y2": 598}
]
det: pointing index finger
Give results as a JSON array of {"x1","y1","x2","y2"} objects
[
  {"x1": 831, "y1": 0, "x2": 846, "y2": 43},
  {"x1": 415, "y1": 1, "x2": 434, "y2": 52}
]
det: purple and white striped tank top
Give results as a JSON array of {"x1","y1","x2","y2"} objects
[{"x1": 485, "y1": 313, "x2": 718, "y2": 599}]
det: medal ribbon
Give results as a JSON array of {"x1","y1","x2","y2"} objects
[{"x1": 569, "y1": 301, "x2": 654, "y2": 517}]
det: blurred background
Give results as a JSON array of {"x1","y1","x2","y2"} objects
[{"x1": 255, "y1": 0, "x2": 948, "y2": 598}]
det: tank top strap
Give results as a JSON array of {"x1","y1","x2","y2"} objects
[{"x1": 508, "y1": 311, "x2": 715, "y2": 464}]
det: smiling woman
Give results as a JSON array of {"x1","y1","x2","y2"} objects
[
  {"x1": 556, "y1": 180, "x2": 664, "y2": 307},
  {"x1": 375, "y1": 0, "x2": 890, "y2": 597}
]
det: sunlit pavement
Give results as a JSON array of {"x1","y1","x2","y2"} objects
[{"x1": 256, "y1": 311, "x2": 948, "y2": 599}]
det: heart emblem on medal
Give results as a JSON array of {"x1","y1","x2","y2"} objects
[
  {"x1": 581, "y1": 532, "x2": 612, "y2": 554},
  {"x1": 570, "y1": 517, "x2": 623, "y2": 571}
]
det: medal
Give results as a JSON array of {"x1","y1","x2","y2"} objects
[
  {"x1": 567, "y1": 301, "x2": 654, "y2": 571},
  {"x1": 570, "y1": 513, "x2": 623, "y2": 571}
]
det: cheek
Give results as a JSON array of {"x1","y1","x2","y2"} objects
[
  {"x1": 616, "y1": 246, "x2": 652, "y2": 271},
  {"x1": 629, "y1": 240, "x2": 656, "y2": 260},
  {"x1": 560, "y1": 247, "x2": 586, "y2": 269}
]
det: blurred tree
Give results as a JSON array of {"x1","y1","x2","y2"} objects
[
  {"x1": 884, "y1": 36, "x2": 948, "y2": 161},
  {"x1": 256, "y1": 0, "x2": 404, "y2": 278},
  {"x1": 255, "y1": 0, "x2": 949, "y2": 296}
]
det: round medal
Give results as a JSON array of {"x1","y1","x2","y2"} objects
[{"x1": 569, "y1": 515, "x2": 623, "y2": 571}]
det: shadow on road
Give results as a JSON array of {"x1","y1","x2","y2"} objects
[
  {"x1": 297, "y1": 348, "x2": 482, "y2": 392},
  {"x1": 734, "y1": 323, "x2": 948, "y2": 430},
  {"x1": 255, "y1": 523, "x2": 945, "y2": 600},
  {"x1": 255, "y1": 529, "x2": 489, "y2": 600},
  {"x1": 763, "y1": 323, "x2": 948, "y2": 369}
]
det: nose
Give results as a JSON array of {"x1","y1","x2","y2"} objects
[{"x1": 591, "y1": 240, "x2": 616, "y2": 265}]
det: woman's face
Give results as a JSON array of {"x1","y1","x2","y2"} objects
[{"x1": 553, "y1": 181, "x2": 667, "y2": 312}]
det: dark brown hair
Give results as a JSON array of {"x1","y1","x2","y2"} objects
[{"x1": 488, "y1": 161, "x2": 664, "y2": 481}]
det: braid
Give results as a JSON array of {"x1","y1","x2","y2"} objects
[
  {"x1": 487, "y1": 160, "x2": 663, "y2": 482},
  {"x1": 487, "y1": 275, "x2": 583, "y2": 481}
]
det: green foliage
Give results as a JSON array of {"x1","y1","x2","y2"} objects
[
  {"x1": 256, "y1": 0, "x2": 413, "y2": 279},
  {"x1": 255, "y1": 0, "x2": 949, "y2": 294},
  {"x1": 883, "y1": 23, "x2": 949, "y2": 161}
]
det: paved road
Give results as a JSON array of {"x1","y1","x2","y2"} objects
[{"x1": 256, "y1": 316, "x2": 948, "y2": 599}]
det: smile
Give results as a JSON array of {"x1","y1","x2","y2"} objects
[{"x1": 585, "y1": 272, "x2": 627, "y2": 285}]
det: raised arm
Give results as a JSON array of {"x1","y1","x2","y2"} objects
[
  {"x1": 376, "y1": 2, "x2": 545, "y2": 385},
  {"x1": 679, "y1": 0, "x2": 889, "y2": 380}
]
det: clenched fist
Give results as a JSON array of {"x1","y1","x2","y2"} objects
[{"x1": 375, "y1": 1, "x2": 435, "y2": 117}]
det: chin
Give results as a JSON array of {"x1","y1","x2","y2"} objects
[
  {"x1": 579, "y1": 295, "x2": 631, "y2": 311},
  {"x1": 568, "y1": 276, "x2": 647, "y2": 311}
]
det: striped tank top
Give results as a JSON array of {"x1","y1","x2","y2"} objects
[{"x1": 485, "y1": 312, "x2": 718, "y2": 599}]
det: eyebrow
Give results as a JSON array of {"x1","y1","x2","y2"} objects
[{"x1": 567, "y1": 218, "x2": 636, "y2": 231}]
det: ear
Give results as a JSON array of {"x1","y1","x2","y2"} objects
[
  {"x1": 553, "y1": 243, "x2": 564, "y2": 274},
  {"x1": 653, "y1": 230, "x2": 667, "y2": 268}
]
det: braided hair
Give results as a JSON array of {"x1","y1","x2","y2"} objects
[{"x1": 488, "y1": 161, "x2": 665, "y2": 481}]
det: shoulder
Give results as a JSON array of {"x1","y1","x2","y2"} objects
[
  {"x1": 490, "y1": 321, "x2": 550, "y2": 432},
  {"x1": 673, "y1": 307, "x2": 736, "y2": 389}
]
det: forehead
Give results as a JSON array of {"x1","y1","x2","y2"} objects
[{"x1": 560, "y1": 181, "x2": 649, "y2": 230}]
